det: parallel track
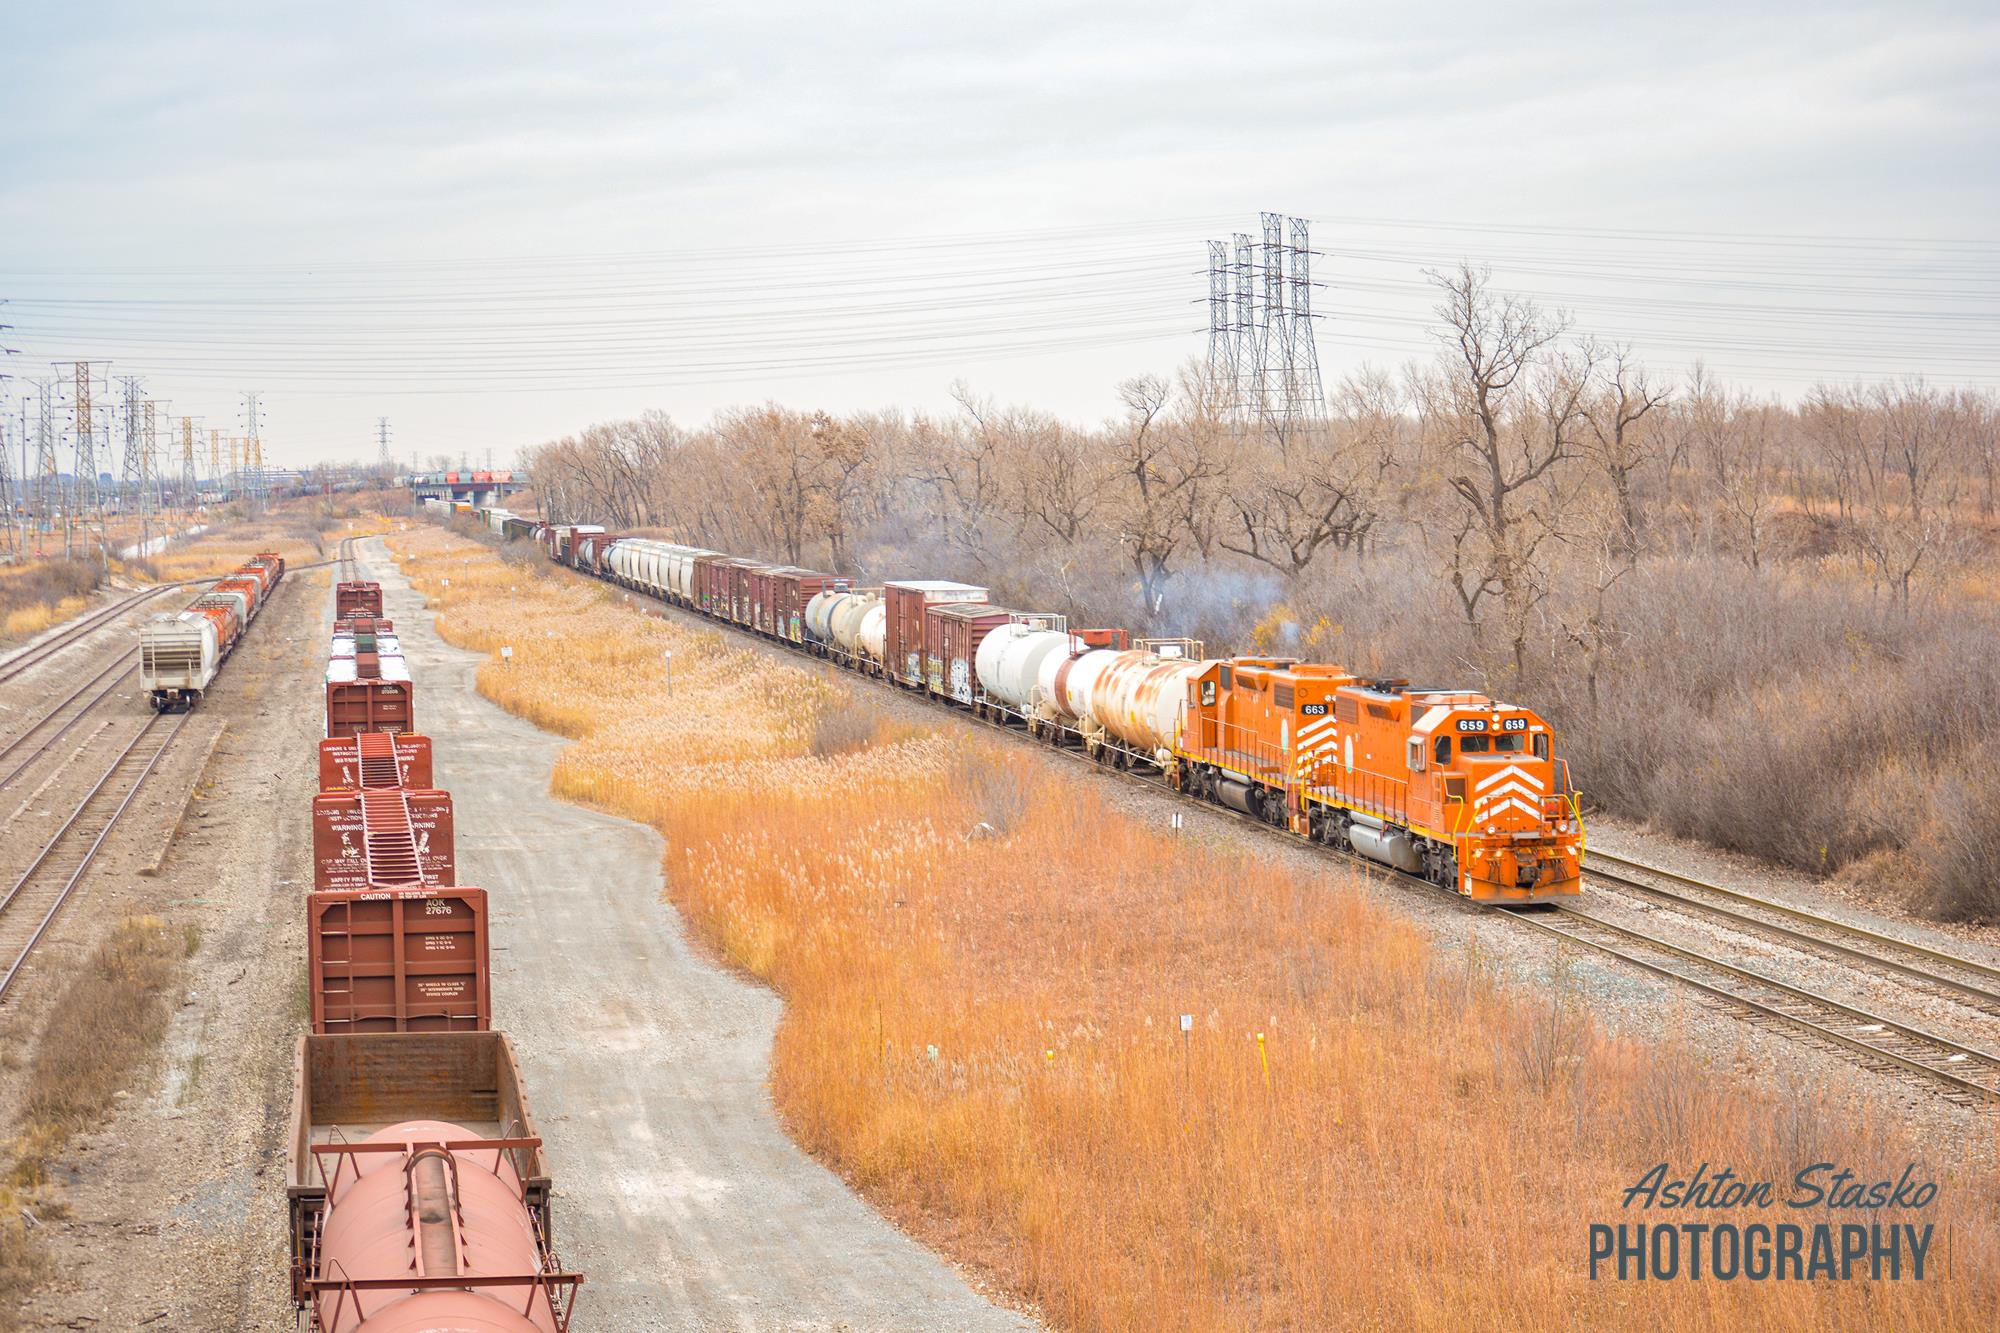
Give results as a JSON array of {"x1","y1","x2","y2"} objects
[
  {"x1": 1510, "y1": 905, "x2": 2000, "y2": 1106},
  {"x1": 434, "y1": 535, "x2": 2000, "y2": 1110},
  {"x1": 0, "y1": 652, "x2": 140, "y2": 791},
  {"x1": 1584, "y1": 852, "x2": 2000, "y2": 1015},
  {"x1": 0, "y1": 709, "x2": 191, "y2": 1002},
  {"x1": 0, "y1": 585, "x2": 174, "y2": 685}
]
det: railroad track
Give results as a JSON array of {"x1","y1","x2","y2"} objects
[
  {"x1": 1584, "y1": 851, "x2": 2000, "y2": 1016},
  {"x1": 0, "y1": 709, "x2": 190, "y2": 1002},
  {"x1": 512, "y1": 545, "x2": 2000, "y2": 1109},
  {"x1": 0, "y1": 651, "x2": 140, "y2": 791},
  {"x1": 0, "y1": 585, "x2": 175, "y2": 685},
  {"x1": 1509, "y1": 905, "x2": 2000, "y2": 1106}
]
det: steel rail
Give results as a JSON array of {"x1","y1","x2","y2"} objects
[
  {"x1": 1587, "y1": 849, "x2": 2000, "y2": 991},
  {"x1": 0, "y1": 709, "x2": 190, "y2": 1001},
  {"x1": 0, "y1": 585, "x2": 177, "y2": 684},
  {"x1": 497, "y1": 536, "x2": 2000, "y2": 1108},
  {"x1": 1517, "y1": 905, "x2": 2000, "y2": 1106},
  {"x1": 0, "y1": 652, "x2": 139, "y2": 789}
]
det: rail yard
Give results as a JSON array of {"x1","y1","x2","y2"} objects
[{"x1": 0, "y1": 513, "x2": 1995, "y2": 1329}]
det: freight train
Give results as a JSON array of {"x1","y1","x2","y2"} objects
[
  {"x1": 138, "y1": 551, "x2": 286, "y2": 710},
  {"x1": 512, "y1": 519, "x2": 1585, "y2": 903},
  {"x1": 289, "y1": 563, "x2": 580, "y2": 1332}
]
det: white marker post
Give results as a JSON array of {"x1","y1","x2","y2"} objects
[
  {"x1": 501, "y1": 645, "x2": 513, "y2": 667},
  {"x1": 663, "y1": 648, "x2": 673, "y2": 698}
]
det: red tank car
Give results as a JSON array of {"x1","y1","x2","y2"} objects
[{"x1": 287, "y1": 1032, "x2": 577, "y2": 1329}]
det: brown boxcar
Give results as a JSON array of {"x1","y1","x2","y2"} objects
[
  {"x1": 324, "y1": 654, "x2": 414, "y2": 738},
  {"x1": 317, "y1": 731, "x2": 435, "y2": 791},
  {"x1": 692, "y1": 553, "x2": 739, "y2": 615},
  {"x1": 769, "y1": 567, "x2": 838, "y2": 643},
  {"x1": 924, "y1": 602, "x2": 1012, "y2": 704},
  {"x1": 306, "y1": 887, "x2": 490, "y2": 1034},
  {"x1": 746, "y1": 565, "x2": 782, "y2": 635},
  {"x1": 312, "y1": 787, "x2": 455, "y2": 890},
  {"x1": 334, "y1": 581, "x2": 383, "y2": 619},
  {"x1": 726, "y1": 559, "x2": 768, "y2": 626},
  {"x1": 883, "y1": 580, "x2": 987, "y2": 686},
  {"x1": 285, "y1": 1031, "x2": 556, "y2": 1300}
]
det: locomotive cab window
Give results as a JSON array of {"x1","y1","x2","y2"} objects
[
  {"x1": 1494, "y1": 734, "x2": 1524, "y2": 753},
  {"x1": 1460, "y1": 735, "x2": 1491, "y2": 754},
  {"x1": 1433, "y1": 736, "x2": 1450, "y2": 764},
  {"x1": 1533, "y1": 733, "x2": 1549, "y2": 760}
]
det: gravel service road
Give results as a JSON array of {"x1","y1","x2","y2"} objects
[{"x1": 369, "y1": 540, "x2": 1034, "y2": 1333}]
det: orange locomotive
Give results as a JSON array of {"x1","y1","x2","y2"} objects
[{"x1": 1174, "y1": 658, "x2": 1582, "y2": 903}]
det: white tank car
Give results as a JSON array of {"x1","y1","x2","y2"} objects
[{"x1": 974, "y1": 623, "x2": 1072, "y2": 713}]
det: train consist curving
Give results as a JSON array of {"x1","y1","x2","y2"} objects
[
  {"x1": 435, "y1": 501, "x2": 1583, "y2": 904},
  {"x1": 287, "y1": 551, "x2": 580, "y2": 1333},
  {"x1": 137, "y1": 551, "x2": 287, "y2": 710}
]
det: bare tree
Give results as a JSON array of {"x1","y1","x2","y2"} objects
[
  {"x1": 1418, "y1": 263, "x2": 1590, "y2": 677},
  {"x1": 1580, "y1": 343, "x2": 1669, "y2": 562}
]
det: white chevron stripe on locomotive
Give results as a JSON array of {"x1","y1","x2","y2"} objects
[
  {"x1": 1472, "y1": 764, "x2": 1544, "y2": 794},
  {"x1": 1482, "y1": 797, "x2": 1543, "y2": 824},
  {"x1": 1297, "y1": 716, "x2": 1338, "y2": 745},
  {"x1": 1474, "y1": 780, "x2": 1541, "y2": 807}
]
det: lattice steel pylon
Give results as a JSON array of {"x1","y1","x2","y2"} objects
[
  {"x1": 34, "y1": 377, "x2": 59, "y2": 550},
  {"x1": 0, "y1": 409, "x2": 13, "y2": 557},
  {"x1": 1205, "y1": 240, "x2": 1234, "y2": 404},
  {"x1": 63, "y1": 361, "x2": 100, "y2": 544},
  {"x1": 181, "y1": 417, "x2": 197, "y2": 510},
  {"x1": 1285, "y1": 216, "x2": 1325, "y2": 422},
  {"x1": 1203, "y1": 213, "x2": 1327, "y2": 431},
  {"x1": 1231, "y1": 232, "x2": 1258, "y2": 421}
]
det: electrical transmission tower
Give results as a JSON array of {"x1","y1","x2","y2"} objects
[
  {"x1": 34, "y1": 378, "x2": 58, "y2": 553},
  {"x1": 59, "y1": 361, "x2": 105, "y2": 558},
  {"x1": 180, "y1": 417, "x2": 198, "y2": 511},
  {"x1": 242, "y1": 391, "x2": 263, "y2": 508},
  {"x1": 377, "y1": 417, "x2": 392, "y2": 470},
  {"x1": 1203, "y1": 213, "x2": 1326, "y2": 431},
  {"x1": 0, "y1": 407, "x2": 13, "y2": 558}
]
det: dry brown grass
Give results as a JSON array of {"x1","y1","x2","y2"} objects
[
  {"x1": 390, "y1": 524, "x2": 2000, "y2": 1331},
  {"x1": 0, "y1": 558, "x2": 101, "y2": 644},
  {"x1": 0, "y1": 915, "x2": 193, "y2": 1312}
]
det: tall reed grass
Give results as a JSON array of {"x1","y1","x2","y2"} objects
[{"x1": 389, "y1": 526, "x2": 2000, "y2": 1331}]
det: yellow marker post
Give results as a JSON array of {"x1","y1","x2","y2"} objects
[{"x1": 1256, "y1": 1032, "x2": 1269, "y2": 1089}]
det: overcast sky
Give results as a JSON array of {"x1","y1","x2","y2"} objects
[{"x1": 1, "y1": 1, "x2": 1995, "y2": 468}]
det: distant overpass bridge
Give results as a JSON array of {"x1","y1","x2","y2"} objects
[{"x1": 407, "y1": 474, "x2": 531, "y2": 509}]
